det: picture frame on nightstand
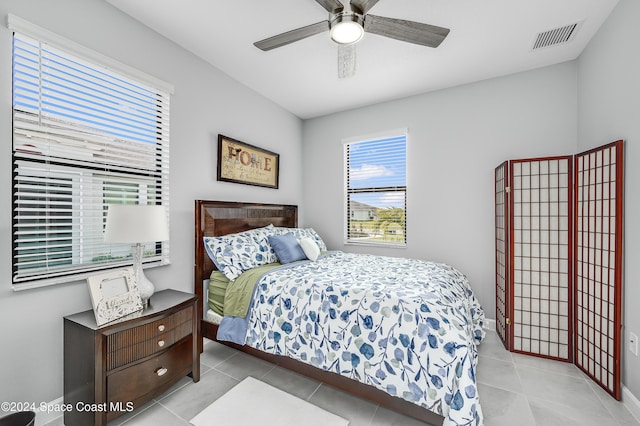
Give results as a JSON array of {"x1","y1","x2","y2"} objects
[{"x1": 86, "y1": 267, "x2": 143, "y2": 326}]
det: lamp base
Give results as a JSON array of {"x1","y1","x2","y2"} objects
[
  {"x1": 133, "y1": 243, "x2": 155, "y2": 309},
  {"x1": 138, "y1": 270, "x2": 155, "y2": 308}
]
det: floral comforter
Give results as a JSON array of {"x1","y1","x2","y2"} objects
[{"x1": 218, "y1": 251, "x2": 485, "y2": 426}]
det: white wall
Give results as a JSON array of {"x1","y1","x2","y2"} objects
[
  {"x1": 577, "y1": 0, "x2": 640, "y2": 400},
  {"x1": 302, "y1": 62, "x2": 578, "y2": 316},
  {"x1": 0, "y1": 0, "x2": 302, "y2": 407}
]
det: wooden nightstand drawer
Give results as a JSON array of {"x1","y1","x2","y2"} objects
[
  {"x1": 106, "y1": 305, "x2": 193, "y2": 370},
  {"x1": 107, "y1": 336, "x2": 193, "y2": 409}
]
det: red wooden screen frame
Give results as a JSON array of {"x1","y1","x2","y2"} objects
[
  {"x1": 508, "y1": 156, "x2": 573, "y2": 361},
  {"x1": 573, "y1": 140, "x2": 623, "y2": 400},
  {"x1": 494, "y1": 161, "x2": 510, "y2": 349},
  {"x1": 494, "y1": 141, "x2": 623, "y2": 399}
]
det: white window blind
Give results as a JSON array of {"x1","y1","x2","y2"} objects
[
  {"x1": 11, "y1": 29, "x2": 171, "y2": 288},
  {"x1": 344, "y1": 132, "x2": 407, "y2": 246}
]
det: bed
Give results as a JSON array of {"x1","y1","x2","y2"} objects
[{"x1": 194, "y1": 200, "x2": 485, "y2": 426}]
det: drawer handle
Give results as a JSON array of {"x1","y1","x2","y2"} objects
[
  {"x1": 156, "y1": 367, "x2": 168, "y2": 377},
  {"x1": 158, "y1": 325, "x2": 165, "y2": 332},
  {"x1": 157, "y1": 340, "x2": 165, "y2": 348}
]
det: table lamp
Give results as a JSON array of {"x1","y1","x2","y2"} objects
[{"x1": 104, "y1": 204, "x2": 169, "y2": 307}]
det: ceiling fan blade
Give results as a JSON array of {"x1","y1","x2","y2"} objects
[
  {"x1": 350, "y1": 0, "x2": 380, "y2": 15},
  {"x1": 254, "y1": 21, "x2": 329, "y2": 51},
  {"x1": 364, "y1": 14, "x2": 450, "y2": 48},
  {"x1": 315, "y1": 0, "x2": 344, "y2": 14},
  {"x1": 338, "y1": 44, "x2": 356, "y2": 78}
]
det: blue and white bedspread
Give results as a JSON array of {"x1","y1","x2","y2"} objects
[{"x1": 220, "y1": 251, "x2": 485, "y2": 426}]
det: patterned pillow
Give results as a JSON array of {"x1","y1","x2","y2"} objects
[
  {"x1": 203, "y1": 225, "x2": 276, "y2": 280},
  {"x1": 274, "y1": 227, "x2": 327, "y2": 251}
]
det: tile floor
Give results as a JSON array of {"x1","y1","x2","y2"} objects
[{"x1": 45, "y1": 331, "x2": 640, "y2": 425}]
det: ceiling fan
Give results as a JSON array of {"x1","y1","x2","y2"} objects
[{"x1": 254, "y1": 0, "x2": 450, "y2": 78}]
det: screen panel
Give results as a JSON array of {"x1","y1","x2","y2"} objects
[
  {"x1": 574, "y1": 141, "x2": 623, "y2": 400},
  {"x1": 495, "y1": 161, "x2": 509, "y2": 348},
  {"x1": 510, "y1": 157, "x2": 572, "y2": 360}
]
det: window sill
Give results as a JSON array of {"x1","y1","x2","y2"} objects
[{"x1": 344, "y1": 241, "x2": 407, "y2": 249}]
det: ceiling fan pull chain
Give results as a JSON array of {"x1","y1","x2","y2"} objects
[{"x1": 338, "y1": 44, "x2": 357, "y2": 78}]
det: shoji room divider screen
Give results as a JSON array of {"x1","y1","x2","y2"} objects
[{"x1": 494, "y1": 140, "x2": 624, "y2": 400}]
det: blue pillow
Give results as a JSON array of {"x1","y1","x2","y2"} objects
[{"x1": 268, "y1": 233, "x2": 306, "y2": 264}]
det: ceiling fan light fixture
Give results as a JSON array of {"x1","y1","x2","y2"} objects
[{"x1": 330, "y1": 14, "x2": 365, "y2": 45}]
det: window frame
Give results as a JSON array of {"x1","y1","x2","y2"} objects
[
  {"x1": 343, "y1": 129, "x2": 408, "y2": 248},
  {"x1": 9, "y1": 15, "x2": 173, "y2": 290}
]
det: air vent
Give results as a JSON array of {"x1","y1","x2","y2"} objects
[{"x1": 532, "y1": 22, "x2": 582, "y2": 50}]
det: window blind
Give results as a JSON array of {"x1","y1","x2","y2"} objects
[
  {"x1": 344, "y1": 133, "x2": 407, "y2": 246},
  {"x1": 12, "y1": 31, "x2": 170, "y2": 288}
]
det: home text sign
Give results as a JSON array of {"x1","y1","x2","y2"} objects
[{"x1": 217, "y1": 135, "x2": 279, "y2": 189}]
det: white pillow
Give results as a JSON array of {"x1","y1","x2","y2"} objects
[{"x1": 298, "y1": 237, "x2": 320, "y2": 261}]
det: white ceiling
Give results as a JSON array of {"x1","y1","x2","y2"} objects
[{"x1": 106, "y1": 0, "x2": 618, "y2": 119}]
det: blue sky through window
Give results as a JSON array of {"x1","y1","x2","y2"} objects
[
  {"x1": 348, "y1": 135, "x2": 406, "y2": 209},
  {"x1": 13, "y1": 34, "x2": 159, "y2": 146}
]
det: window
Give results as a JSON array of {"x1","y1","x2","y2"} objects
[
  {"x1": 344, "y1": 131, "x2": 407, "y2": 247},
  {"x1": 10, "y1": 18, "x2": 172, "y2": 288}
]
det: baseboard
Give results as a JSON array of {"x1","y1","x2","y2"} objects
[
  {"x1": 623, "y1": 385, "x2": 640, "y2": 423},
  {"x1": 483, "y1": 318, "x2": 496, "y2": 332},
  {"x1": 34, "y1": 397, "x2": 63, "y2": 426}
]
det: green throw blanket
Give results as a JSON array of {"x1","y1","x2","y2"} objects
[{"x1": 221, "y1": 263, "x2": 283, "y2": 317}]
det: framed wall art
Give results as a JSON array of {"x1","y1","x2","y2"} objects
[
  {"x1": 217, "y1": 134, "x2": 279, "y2": 189},
  {"x1": 86, "y1": 267, "x2": 143, "y2": 326}
]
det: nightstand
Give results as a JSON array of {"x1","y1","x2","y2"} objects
[{"x1": 63, "y1": 289, "x2": 200, "y2": 426}]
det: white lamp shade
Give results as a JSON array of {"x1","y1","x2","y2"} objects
[{"x1": 104, "y1": 205, "x2": 169, "y2": 244}]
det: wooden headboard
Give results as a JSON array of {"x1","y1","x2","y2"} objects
[{"x1": 193, "y1": 200, "x2": 297, "y2": 348}]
